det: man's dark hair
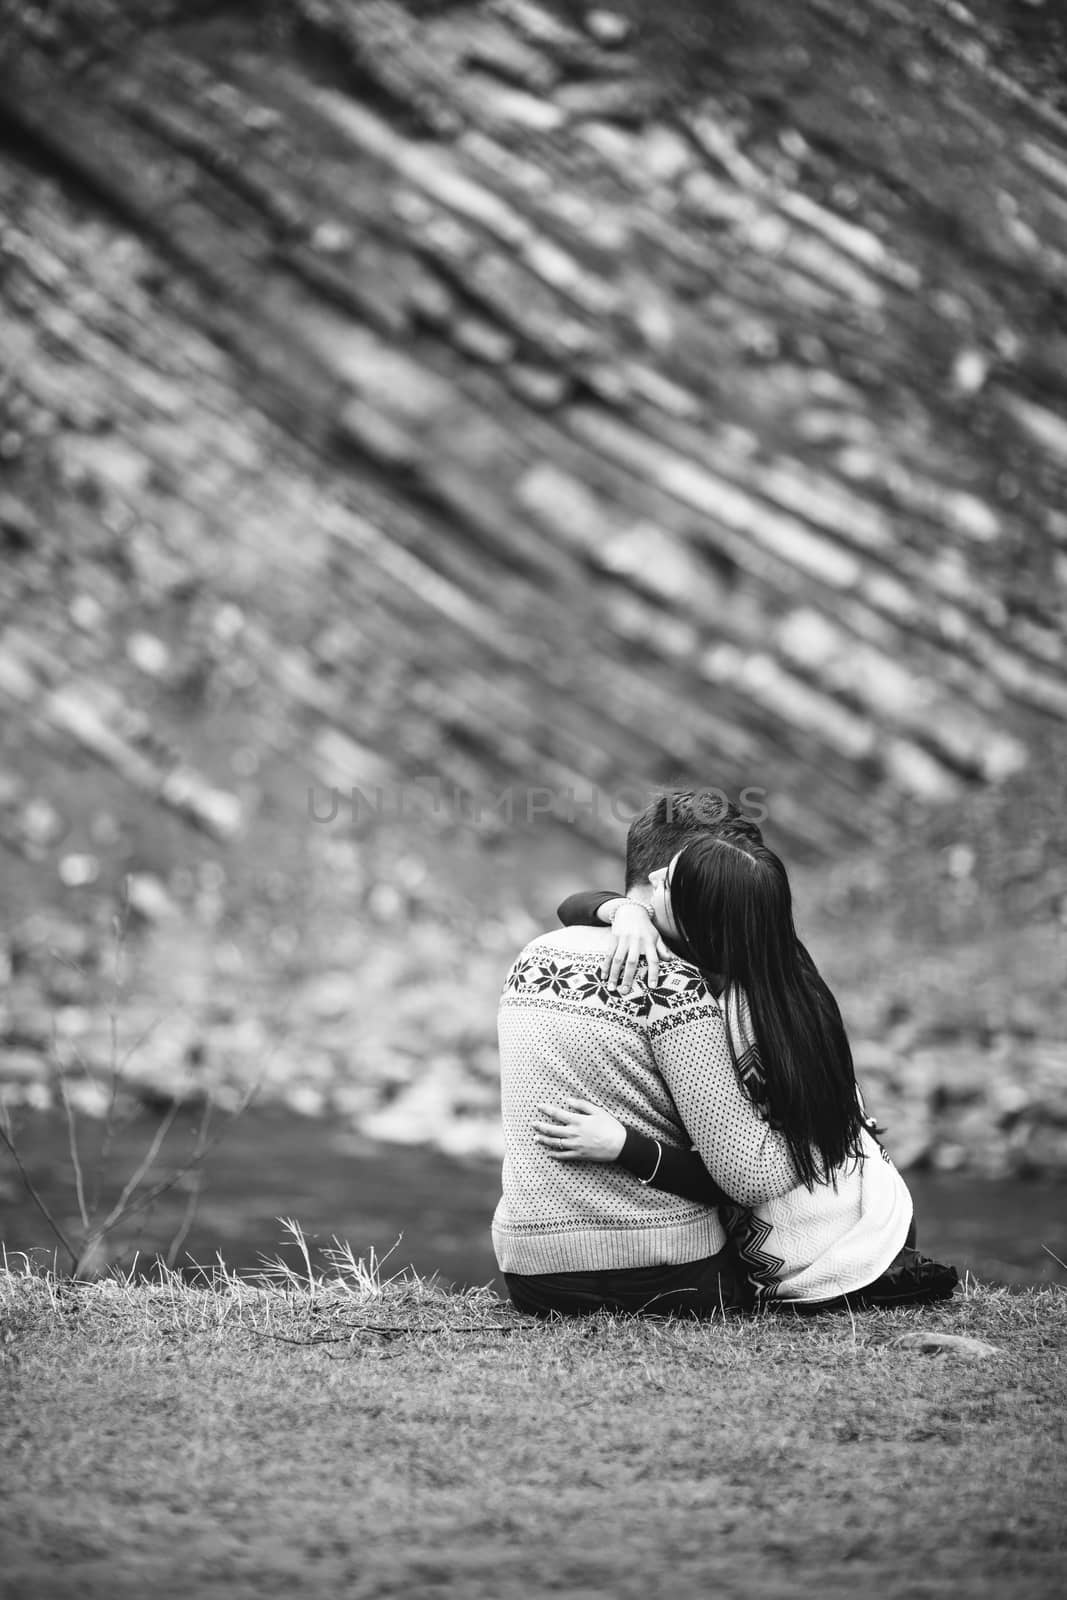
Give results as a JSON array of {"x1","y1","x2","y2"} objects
[{"x1": 624, "y1": 791, "x2": 764, "y2": 889}]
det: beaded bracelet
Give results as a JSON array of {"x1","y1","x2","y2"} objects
[{"x1": 608, "y1": 897, "x2": 653, "y2": 923}]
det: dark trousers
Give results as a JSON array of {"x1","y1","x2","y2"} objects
[{"x1": 504, "y1": 1246, "x2": 748, "y2": 1320}]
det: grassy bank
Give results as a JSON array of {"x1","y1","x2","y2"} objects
[{"x1": 2, "y1": 1250, "x2": 1065, "y2": 1600}]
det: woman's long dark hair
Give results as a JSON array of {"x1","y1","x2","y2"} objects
[{"x1": 668, "y1": 834, "x2": 863, "y2": 1189}]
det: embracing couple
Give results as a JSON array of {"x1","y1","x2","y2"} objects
[{"x1": 492, "y1": 792, "x2": 958, "y2": 1318}]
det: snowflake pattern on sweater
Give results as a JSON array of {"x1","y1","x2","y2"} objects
[{"x1": 504, "y1": 952, "x2": 712, "y2": 1018}]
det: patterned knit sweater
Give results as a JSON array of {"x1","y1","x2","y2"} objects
[{"x1": 492, "y1": 926, "x2": 913, "y2": 1302}]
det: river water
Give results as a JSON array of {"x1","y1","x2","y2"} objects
[{"x1": 1, "y1": 1105, "x2": 1064, "y2": 1291}]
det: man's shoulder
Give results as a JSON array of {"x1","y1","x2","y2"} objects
[
  {"x1": 521, "y1": 926, "x2": 614, "y2": 958},
  {"x1": 500, "y1": 931, "x2": 724, "y2": 1023},
  {"x1": 500, "y1": 927, "x2": 612, "y2": 991}
]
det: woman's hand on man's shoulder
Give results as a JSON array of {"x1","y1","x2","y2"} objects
[{"x1": 599, "y1": 900, "x2": 670, "y2": 994}]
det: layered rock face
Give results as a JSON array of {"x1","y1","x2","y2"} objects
[{"x1": 0, "y1": 0, "x2": 1064, "y2": 1173}]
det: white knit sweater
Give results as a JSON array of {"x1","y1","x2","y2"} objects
[{"x1": 492, "y1": 927, "x2": 912, "y2": 1302}]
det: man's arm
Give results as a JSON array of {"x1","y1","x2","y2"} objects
[{"x1": 650, "y1": 1004, "x2": 798, "y2": 1206}]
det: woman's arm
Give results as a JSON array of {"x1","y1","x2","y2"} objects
[
  {"x1": 617, "y1": 1125, "x2": 733, "y2": 1207},
  {"x1": 557, "y1": 890, "x2": 621, "y2": 926},
  {"x1": 556, "y1": 891, "x2": 669, "y2": 991},
  {"x1": 651, "y1": 1007, "x2": 798, "y2": 1205},
  {"x1": 533, "y1": 1099, "x2": 732, "y2": 1208}
]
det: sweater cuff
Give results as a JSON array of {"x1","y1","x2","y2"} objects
[
  {"x1": 618, "y1": 1126, "x2": 662, "y2": 1183},
  {"x1": 556, "y1": 890, "x2": 619, "y2": 927}
]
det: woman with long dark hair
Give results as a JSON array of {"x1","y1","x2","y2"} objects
[
  {"x1": 669, "y1": 833, "x2": 863, "y2": 1190},
  {"x1": 535, "y1": 833, "x2": 957, "y2": 1309}
]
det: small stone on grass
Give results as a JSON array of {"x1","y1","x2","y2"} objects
[{"x1": 891, "y1": 1332, "x2": 1002, "y2": 1360}]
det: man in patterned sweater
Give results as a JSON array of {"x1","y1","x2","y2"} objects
[{"x1": 493, "y1": 795, "x2": 763, "y2": 1318}]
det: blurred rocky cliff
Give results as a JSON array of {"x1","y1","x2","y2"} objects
[{"x1": 0, "y1": 0, "x2": 1064, "y2": 1174}]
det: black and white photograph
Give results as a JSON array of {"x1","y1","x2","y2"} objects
[{"x1": 1, "y1": 1, "x2": 1065, "y2": 1595}]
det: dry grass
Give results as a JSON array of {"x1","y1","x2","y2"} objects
[{"x1": 2, "y1": 1226, "x2": 1065, "y2": 1600}]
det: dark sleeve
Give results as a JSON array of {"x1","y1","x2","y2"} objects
[
  {"x1": 556, "y1": 890, "x2": 620, "y2": 926},
  {"x1": 616, "y1": 1126, "x2": 732, "y2": 1208}
]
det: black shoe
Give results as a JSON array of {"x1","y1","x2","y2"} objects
[{"x1": 858, "y1": 1248, "x2": 959, "y2": 1307}]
